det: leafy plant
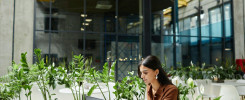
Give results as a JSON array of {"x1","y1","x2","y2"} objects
[
  {"x1": 169, "y1": 62, "x2": 208, "y2": 80},
  {"x1": 31, "y1": 49, "x2": 57, "y2": 100},
  {"x1": 88, "y1": 61, "x2": 116, "y2": 100},
  {"x1": 177, "y1": 78, "x2": 197, "y2": 100},
  {"x1": 0, "y1": 52, "x2": 33, "y2": 100},
  {"x1": 113, "y1": 71, "x2": 146, "y2": 100},
  {"x1": 56, "y1": 54, "x2": 88, "y2": 100},
  {"x1": 0, "y1": 82, "x2": 17, "y2": 100}
]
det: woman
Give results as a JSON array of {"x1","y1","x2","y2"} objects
[{"x1": 138, "y1": 55, "x2": 178, "y2": 100}]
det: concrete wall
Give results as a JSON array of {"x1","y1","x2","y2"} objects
[
  {"x1": 233, "y1": 0, "x2": 245, "y2": 59},
  {"x1": 0, "y1": 0, "x2": 34, "y2": 76},
  {"x1": 13, "y1": 0, "x2": 34, "y2": 65},
  {"x1": 0, "y1": 0, "x2": 14, "y2": 76}
]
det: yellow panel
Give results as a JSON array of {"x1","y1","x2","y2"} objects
[
  {"x1": 164, "y1": 8, "x2": 172, "y2": 15},
  {"x1": 179, "y1": 0, "x2": 187, "y2": 6},
  {"x1": 163, "y1": 0, "x2": 193, "y2": 15}
]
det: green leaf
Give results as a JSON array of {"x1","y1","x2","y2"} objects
[
  {"x1": 21, "y1": 52, "x2": 29, "y2": 72},
  {"x1": 28, "y1": 91, "x2": 32, "y2": 96},
  {"x1": 34, "y1": 48, "x2": 42, "y2": 63},
  {"x1": 213, "y1": 96, "x2": 222, "y2": 100},
  {"x1": 87, "y1": 85, "x2": 98, "y2": 96}
]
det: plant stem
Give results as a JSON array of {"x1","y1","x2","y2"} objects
[
  {"x1": 46, "y1": 87, "x2": 51, "y2": 100},
  {"x1": 76, "y1": 85, "x2": 79, "y2": 100},
  {"x1": 93, "y1": 74, "x2": 106, "y2": 100},
  {"x1": 107, "y1": 82, "x2": 110, "y2": 100},
  {"x1": 30, "y1": 91, "x2": 32, "y2": 100},
  {"x1": 25, "y1": 90, "x2": 29, "y2": 100},
  {"x1": 37, "y1": 82, "x2": 45, "y2": 98},
  {"x1": 70, "y1": 87, "x2": 76, "y2": 100},
  {"x1": 82, "y1": 83, "x2": 85, "y2": 100},
  {"x1": 19, "y1": 92, "x2": 21, "y2": 100},
  {"x1": 79, "y1": 85, "x2": 81, "y2": 100},
  {"x1": 40, "y1": 70, "x2": 47, "y2": 100}
]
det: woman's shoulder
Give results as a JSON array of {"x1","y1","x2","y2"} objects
[
  {"x1": 160, "y1": 84, "x2": 178, "y2": 99},
  {"x1": 164, "y1": 84, "x2": 178, "y2": 92},
  {"x1": 166, "y1": 84, "x2": 177, "y2": 88}
]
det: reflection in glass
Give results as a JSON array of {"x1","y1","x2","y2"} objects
[
  {"x1": 163, "y1": 36, "x2": 174, "y2": 67},
  {"x1": 209, "y1": 7, "x2": 222, "y2": 37},
  {"x1": 190, "y1": 37, "x2": 199, "y2": 65},
  {"x1": 118, "y1": 0, "x2": 142, "y2": 34},
  {"x1": 211, "y1": 38, "x2": 222, "y2": 66},
  {"x1": 36, "y1": 0, "x2": 85, "y2": 31},
  {"x1": 176, "y1": 36, "x2": 191, "y2": 67},
  {"x1": 224, "y1": 4, "x2": 232, "y2": 37},
  {"x1": 201, "y1": 38, "x2": 210, "y2": 65},
  {"x1": 224, "y1": 37, "x2": 233, "y2": 61},
  {"x1": 86, "y1": 0, "x2": 115, "y2": 32},
  {"x1": 116, "y1": 35, "x2": 140, "y2": 80}
]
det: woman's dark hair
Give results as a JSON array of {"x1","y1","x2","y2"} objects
[{"x1": 138, "y1": 55, "x2": 173, "y2": 85}]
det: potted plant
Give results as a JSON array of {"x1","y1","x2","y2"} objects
[
  {"x1": 113, "y1": 71, "x2": 146, "y2": 100},
  {"x1": 31, "y1": 49, "x2": 57, "y2": 100}
]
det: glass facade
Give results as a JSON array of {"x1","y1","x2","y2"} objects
[
  {"x1": 34, "y1": 0, "x2": 146, "y2": 81},
  {"x1": 34, "y1": 0, "x2": 234, "y2": 80},
  {"x1": 174, "y1": 0, "x2": 233, "y2": 67}
]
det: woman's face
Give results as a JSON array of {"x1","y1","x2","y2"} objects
[{"x1": 139, "y1": 65, "x2": 158, "y2": 84}]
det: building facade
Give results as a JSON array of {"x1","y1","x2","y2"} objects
[{"x1": 0, "y1": 0, "x2": 245, "y2": 80}]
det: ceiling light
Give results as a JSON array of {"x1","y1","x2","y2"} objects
[
  {"x1": 85, "y1": 19, "x2": 92, "y2": 22},
  {"x1": 81, "y1": 14, "x2": 87, "y2": 17},
  {"x1": 81, "y1": 28, "x2": 84, "y2": 31},
  {"x1": 83, "y1": 23, "x2": 89, "y2": 26},
  {"x1": 225, "y1": 48, "x2": 231, "y2": 51}
]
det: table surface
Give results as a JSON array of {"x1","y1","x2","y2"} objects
[{"x1": 211, "y1": 82, "x2": 245, "y2": 86}]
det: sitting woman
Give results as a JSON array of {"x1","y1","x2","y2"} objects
[{"x1": 138, "y1": 55, "x2": 179, "y2": 100}]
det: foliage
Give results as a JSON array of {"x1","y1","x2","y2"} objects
[
  {"x1": 213, "y1": 96, "x2": 222, "y2": 100},
  {"x1": 168, "y1": 61, "x2": 242, "y2": 81},
  {"x1": 0, "y1": 49, "x2": 159, "y2": 100},
  {"x1": 168, "y1": 62, "x2": 206, "y2": 80},
  {"x1": 177, "y1": 78, "x2": 197, "y2": 100},
  {"x1": 88, "y1": 61, "x2": 116, "y2": 100},
  {"x1": 0, "y1": 52, "x2": 34, "y2": 100},
  {"x1": 56, "y1": 54, "x2": 94, "y2": 100},
  {"x1": 0, "y1": 82, "x2": 16, "y2": 100},
  {"x1": 32, "y1": 48, "x2": 57, "y2": 100},
  {"x1": 206, "y1": 64, "x2": 241, "y2": 80},
  {"x1": 113, "y1": 71, "x2": 146, "y2": 100}
]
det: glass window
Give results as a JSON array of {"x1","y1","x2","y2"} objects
[
  {"x1": 201, "y1": 37, "x2": 211, "y2": 66},
  {"x1": 153, "y1": 14, "x2": 162, "y2": 35},
  {"x1": 151, "y1": 35, "x2": 164, "y2": 62},
  {"x1": 163, "y1": 7, "x2": 173, "y2": 35},
  {"x1": 190, "y1": 16, "x2": 198, "y2": 36},
  {"x1": 211, "y1": 38, "x2": 222, "y2": 66},
  {"x1": 36, "y1": 1, "x2": 53, "y2": 31},
  {"x1": 190, "y1": 37, "x2": 199, "y2": 65},
  {"x1": 86, "y1": 0, "x2": 116, "y2": 32},
  {"x1": 176, "y1": 36, "x2": 191, "y2": 66},
  {"x1": 35, "y1": 31, "x2": 50, "y2": 55},
  {"x1": 37, "y1": 0, "x2": 85, "y2": 32},
  {"x1": 118, "y1": 0, "x2": 142, "y2": 35},
  {"x1": 117, "y1": 35, "x2": 141, "y2": 80},
  {"x1": 224, "y1": 37, "x2": 233, "y2": 61},
  {"x1": 163, "y1": 36, "x2": 174, "y2": 67},
  {"x1": 209, "y1": 7, "x2": 222, "y2": 37},
  {"x1": 224, "y1": 4, "x2": 232, "y2": 37}
]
